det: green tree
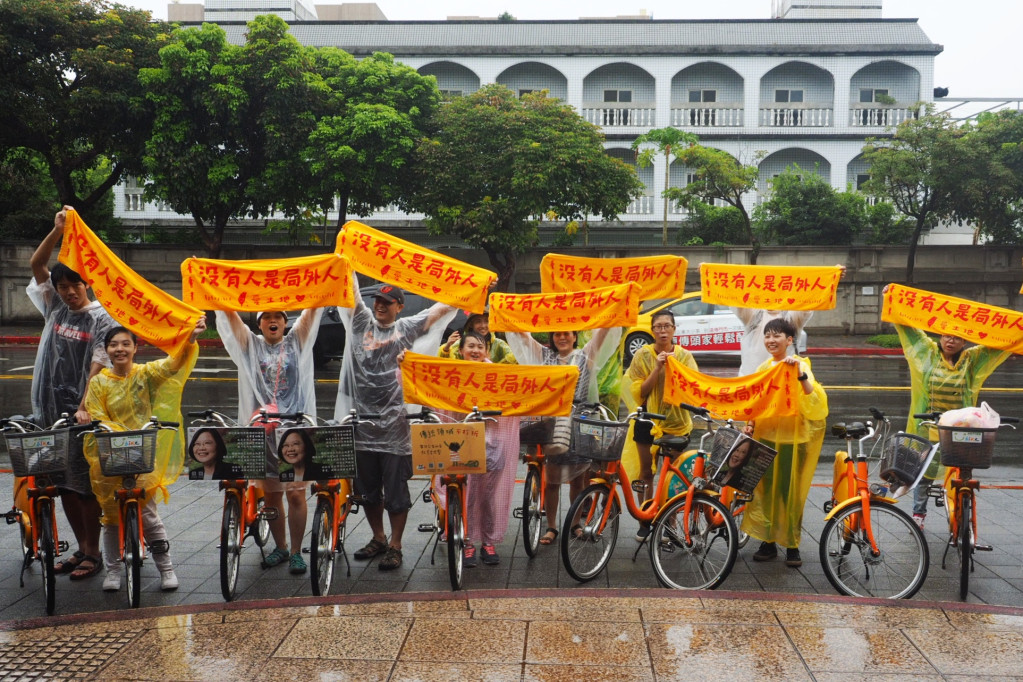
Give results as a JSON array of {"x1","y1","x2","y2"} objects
[
  {"x1": 631, "y1": 127, "x2": 698, "y2": 246},
  {"x1": 140, "y1": 17, "x2": 322, "y2": 257},
  {"x1": 754, "y1": 165, "x2": 866, "y2": 246},
  {"x1": 664, "y1": 145, "x2": 762, "y2": 262},
  {"x1": 0, "y1": 149, "x2": 56, "y2": 239},
  {"x1": 677, "y1": 202, "x2": 747, "y2": 246},
  {"x1": 0, "y1": 0, "x2": 167, "y2": 213},
  {"x1": 413, "y1": 85, "x2": 643, "y2": 289}
]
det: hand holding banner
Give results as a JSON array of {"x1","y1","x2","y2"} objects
[
  {"x1": 181, "y1": 254, "x2": 353, "y2": 311},
  {"x1": 700, "y1": 263, "x2": 841, "y2": 311},
  {"x1": 663, "y1": 356, "x2": 800, "y2": 422},
  {"x1": 883, "y1": 283, "x2": 1023, "y2": 354},
  {"x1": 540, "y1": 254, "x2": 687, "y2": 300},
  {"x1": 488, "y1": 282, "x2": 640, "y2": 332}
]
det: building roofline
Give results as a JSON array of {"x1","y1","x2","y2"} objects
[{"x1": 192, "y1": 18, "x2": 927, "y2": 25}]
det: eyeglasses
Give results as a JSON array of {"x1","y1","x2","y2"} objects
[{"x1": 651, "y1": 324, "x2": 675, "y2": 331}]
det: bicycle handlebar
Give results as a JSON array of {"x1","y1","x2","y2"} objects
[
  {"x1": 678, "y1": 402, "x2": 709, "y2": 417},
  {"x1": 869, "y1": 407, "x2": 886, "y2": 422}
]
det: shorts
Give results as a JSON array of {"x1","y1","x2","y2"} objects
[
  {"x1": 354, "y1": 450, "x2": 412, "y2": 514},
  {"x1": 633, "y1": 418, "x2": 654, "y2": 445},
  {"x1": 55, "y1": 436, "x2": 95, "y2": 497}
]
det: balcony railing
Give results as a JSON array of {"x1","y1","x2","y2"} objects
[
  {"x1": 670, "y1": 105, "x2": 743, "y2": 127},
  {"x1": 849, "y1": 105, "x2": 917, "y2": 127},
  {"x1": 759, "y1": 106, "x2": 833, "y2": 127},
  {"x1": 626, "y1": 195, "x2": 655, "y2": 214},
  {"x1": 582, "y1": 105, "x2": 655, "y2": 127},
  {"x1": 124, "y1": 192, "x2": 145, "y2": 212}
]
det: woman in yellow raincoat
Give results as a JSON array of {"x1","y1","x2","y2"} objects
[
  {"x1": 84, "y1": 320, "x2": 204, "y2": 592},
  {"x1": 742, "y1": 317, "x2": 828, "y2": 568}
]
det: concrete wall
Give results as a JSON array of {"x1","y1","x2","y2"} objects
[{"x1": 3, "y1": 241, "x2": 1021, "y2": 335}]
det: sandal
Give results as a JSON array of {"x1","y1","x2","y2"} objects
[
  {"x1": 354, "y1": 538, "x2": 388, "y2": 561},
  {"x1": 539, "y1": 528, "x2": 559, "y2": 545},
  {"x1": 69, "y1": 555, "x2": 102, "y2": 581},
  {"x1": 55, "y1": 550, "x2": 85, "y2": 575}
]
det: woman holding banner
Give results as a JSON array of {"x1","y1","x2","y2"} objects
[{"x1": 439, "y1": 310, "x2": 516, "y2": 364}]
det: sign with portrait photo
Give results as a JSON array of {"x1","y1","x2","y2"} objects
[
  {"x1": 707, "y1": 430, "x2": 777, "y2": 495},
  {"x1": 276, "y1": 425, "x2": 357, "y2": 482},
  {"x1": 186, "y1": 427, "x2": 268, "y2": 480}
]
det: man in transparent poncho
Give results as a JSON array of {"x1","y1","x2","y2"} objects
[{"x1": 335, "y1": 277, "x2": 455, "y2": 571}]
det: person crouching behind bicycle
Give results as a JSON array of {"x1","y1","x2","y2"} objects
[
  {"x1": 84, "y1": 320, "x2": 205, "y2": 591},
  {"x1": 742, "y1": 317, "x2": 828, "y2": 568}
]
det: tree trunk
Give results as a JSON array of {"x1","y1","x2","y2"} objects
[
  {"x1": 738, "y1": 203, "x2": 759, "y2": 265},
  {"x1": 661, "y1": 152, "x2": 670, "y2": 247},
  {"x1": 332, "y1": 188, "x2": 351, "y2": 243},
  {"x1": 485, "y1": 247, "x2": 517, "y2": 292},
  {"x1": 905, "y1": 215, "x2": 927, "y2": 284}
]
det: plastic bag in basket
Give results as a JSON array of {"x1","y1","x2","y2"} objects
[{"x1": 938, "y1": 402, "x2": 999, "y2": 429}]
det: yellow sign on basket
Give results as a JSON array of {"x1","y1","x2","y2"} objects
[
  {"x1": 335, "y1": 220, "x2": 496, "y2": 313},
  {"x1": 883, "y1": 283, "x2": 1023, "y2": 354},
  {"x1": 411, "y1": 421, "x2": 487, "y2": 476},
  {"x1": 700, "y1": 263, "x2": 841, "y2": 311},
  {"x1": 181, "y1": 254, "x2": 353, "y2": 312},
  {"x1": 663, "y1": 356, "x2": 800, "y2": 422},
  {"x1": 540, "y1": 254, "x2": 687, "y2": 300},
  {"x1": 488, "y1": 282, "x2": 639, "y2": 332}
]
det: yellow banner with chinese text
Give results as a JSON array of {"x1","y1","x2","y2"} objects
[
  {"x1": 488, "y1": 283, "x2": 639, "y2": 332},
  {"x1": 663, "y1": 356, "x2": 800, "y2": 421},
  {"x1": 335, "y1": 220, "x2": 496, "y2": 313},
  {"x1": 883, "y1": 283, "x2": 1023, "y2": 353},
  {"x1": 700, "y1": 263, "x2": 841, "y2": 311},
  {"x1": 400, "y1": 351, "x2": 579, "y2": 416},
  {"x1": 59, "y1": 210, "x2": 203, "y2": 354},
  {"x1": 181, "y1": 254, "x2": 353, "y2": 312},
  {"x1": 540, "y1": 253, "x2": 687, "y2": 300}
]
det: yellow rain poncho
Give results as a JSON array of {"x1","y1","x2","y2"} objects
[
  {"x1": 84, "y1": 344, "x2": 198, "y2": 524},
  {"x1": 741, "y1": 355, "x2": 828, "y2": 549},
  {"x1": 621, "y1": 344, "x2": 698, "y2": 481}
]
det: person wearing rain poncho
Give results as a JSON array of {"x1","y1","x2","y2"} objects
[
  {"x1": 84, "y1": 320, "x2": 205, "y2": 592},
  {"x1": 25, "y1": 206, "x2": 116, "y2": 581},
  {"x1": 507, "y1": 326, "x2": 622, "y2": 546},
  {"x1": 335, "y1": 276, "x2": 456, "y2": 571},
  {"x1": 438, "y1": 310, "x2": 516, "y2": 364},
  {"x1": 215, "y1": 307, "x2": 323, "y2": 575},
  {"x1": 742, "y1": 317, "x2": 828, "y2": 568},
  {"x1": 894, "y1": 321, "x2": 1010, "y2": 529}
]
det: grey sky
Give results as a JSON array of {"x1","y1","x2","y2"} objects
[{"x1": 135, "y1": 0, "x2": 1022, "y2": 100}]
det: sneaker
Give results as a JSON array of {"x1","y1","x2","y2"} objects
[
  {"x1": 102, "y1": 570, "x2": 120, "y2": 592},
  {"x1": 913, "y1": 514, "x2": 925, "y2": 531},
  {"x1": 635, "y1": 524, "x2": 651, "y2": 543},
  {"x1": 463, "y1": 543, "x2": 478, "y2": 568},
  {"x1": 289, "y1": 553, "x2": 307, "y2": 575},
  {"x1": 481, "y1": 544, "x2": 499, "y2": 565},
  {"x1": 264, "y1": 547, "x2": 289, "y2": 567},
  {"x1": 752, "y1": 541, "x2": 778, "y2": 562},
  {"x1": 378, "y1": 546, "x2": 402, "y2": 571},
  {"x1": 160, "y1": 569, "x2": 179, "y2": 591},
  {"x1": 785, "y1": 548, "x2": 802, "y2": 567}
]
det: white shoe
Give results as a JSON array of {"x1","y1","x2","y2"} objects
[
  {"x1": 103, "y1": 571, "x2": 121, "y2": 591},
  {"x1": 160, "y1": 569, "x2": 179, "y2": 591}
]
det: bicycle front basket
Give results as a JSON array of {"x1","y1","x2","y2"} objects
[
  {"x1": 519, "y1": 417, "x2": 555, "y2": 446},
  {"x1": 94, "y1": 430, "x2": 158, "y2": 476},
  {"x1": 571, "y1": 416, "x2": 628, "y2": 462},
  {"x1": 4, "y1": 428, "x2": 71, "y2": 478},
  {"x1": 879, "y1": 432, "x2": 933, "y2": 487},
  {"x1": 937, "y1": 425, "x2": 997, "y2": 469}
]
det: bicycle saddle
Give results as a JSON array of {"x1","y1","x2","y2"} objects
[
  {"x1": 653, "y1": 435, "x2": 690, "y2": 454},
  {"x1": 832, "y1": 422, "x2": 868, "y2": 439}
]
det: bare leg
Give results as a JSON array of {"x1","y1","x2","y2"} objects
[
  {"x1": 80, "y1": 496, "x2": 102, "y2": 558},
  {"x1": 285, "y1": 488, "x2": 307, "y2": 554},
  {"x1": 363, "y1": 501, "x2": 388, "y2": 544},
  {"x1": 386, "y1": 509, "x2": 408, "y2": 550},
  {"x1": 263, "y1": 491, "x2": 287, "y2": 549}
]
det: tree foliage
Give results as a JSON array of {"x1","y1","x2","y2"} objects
[
  {"x1": 0, "y1": 0, "x2": 168, "y2": 213},
  {"x1": 677, "y1": 202, "x2": 747, "y2": 246},
  {"x1": 632, "y1": 127, "x2": 698, "y2": 246},
  {"x1": 412, "y1": 85, "x2": 643, "y2": 289},
  {"x1": 754, "y1": 165, "x2": 866, "y2": 246}
]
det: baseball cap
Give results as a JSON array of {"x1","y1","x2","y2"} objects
[
  {"x1": 256, "y1": 311, "x2": 288, "y2": 322},
  {"x1": 372, "y1": 284, "x2": 405, "y2": 305}
]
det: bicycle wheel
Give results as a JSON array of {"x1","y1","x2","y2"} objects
[
  {"x1": 649, "y1": 493, "x2": 738, "y2": 590},
  {"x1": 819, "y1": 500, "x2": 928, "y2": 599},
  {"x1": 446, "y1": 486, "x2": 464, "y2": 591},
  {"x1": 253, "y1": 495, "x2": 271, "y2": 548},
  {"x1": 124, "y1": 503, "x2": 142, "y2": 608},
  {"x1": 561, "y1": 484, "x2": 620, "y2": 583},
  {"x1": 958, "y1": 493, "x2": 973, "y2": 601},
  {"x1": 37, "y1": 501, "x2": 56, "y2": 615},
  {"x1": 220, "y1": 493, "x2": 242, "y2": 602},
  {"x1": 310, "y1": 497, "x2": 336, "y2": 596},
  {"x1": 521, "y1": 466, "x2": 543, "y2": 558},
  {"x1": 728, "y1": 494, "x2": 750, "y2": 549}
]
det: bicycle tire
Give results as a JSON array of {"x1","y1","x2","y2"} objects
[
  {"x1": 38, "y1": 501, "x2": 56, "y2": 615},
  {"x1": 124, "y1": 503, "x2": 142, "y2": 609},
  {"x1": 649, "y1": 493, "x2": 738, "y2": 591},
  {"x1": 253, "y1": 495, "x2": 271, "y2": 548},
  {"x1": 220, "y1": 493, "x2": 242, "y2": 602},
  {"x1": 819, "y1": 500, "x2": 928, "y2": 599},
  {"x1": 958, "y1": 493, "x2": 973, "y2": 601},
  {"x1": 446, "y1": 486, "x2": 464, "y2": 591},
  {"x1": 310, "y1": 497, "x2": 336, "y2": 596},
  {"x1": 521, "y1": 466, "x2": 543, "y2": 558},
  {"x1": 729, "y1": 495, "x2": 750, "y2": 549},
  {"x1": 561, "y1": 483, "x2": 620, "y2": 583}
]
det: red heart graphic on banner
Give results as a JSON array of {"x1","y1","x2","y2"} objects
[
  {"x1": 433, "y1": 286, "x2": 441, "y2": 294},
  {"x1": 927, "y1": 316, "x2": 937, "y2": 327},
  {"x1": 978, "y1": 332, "x2": 988, "y2": 339},
  {"x1": 581, "y1": 316, "x2": 590, "y2": 323},
  {"x1": 744, "y1": 408, "x2": 753, "y2": 415},
  {"x1": 295, "y1": 295, "x2": 305, "y2": 302},
  {"x1": 787, "y1": 298, "x2": 796, "y2": 304},
  {"x1": 129, "y1": 317, "x2": 139, "y2": 326},
  {"x1": 742, "y1": 292, "x2": 750, "y2": 303}
]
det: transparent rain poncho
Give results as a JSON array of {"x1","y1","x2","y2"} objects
[
  {"x1": 733, "y1": 308, "x2": 813, "y2": 376},
  {"x1": 334, "y1": 274, "x2": 456, "y2": 457},
  {"x1": 215, "y1": 308, "x2": 323, "y2": 422},
  {"x1": 741, "y1": 355, "x2": 828, "y2": 549},
  {"x1": 83, "y1": 343, "x2": 198, "y2": 523}
]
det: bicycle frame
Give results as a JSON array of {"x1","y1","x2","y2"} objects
[{"x1": 824, "y1": 423, "x2": 891, "y2": 556}]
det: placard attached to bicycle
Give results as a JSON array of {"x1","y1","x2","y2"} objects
[
  {"x1": 707, "y1": 427, "x2": 778, "y2": 495},
  {"x1": 276, "y1": 425, "x2": 357, "y2": 482},
  {"x1": 411, "y1": 422, "x2": 486, "y2": 476},
  {"x1": 186, "y1": 427, "x2": 268, "y2": 480}
]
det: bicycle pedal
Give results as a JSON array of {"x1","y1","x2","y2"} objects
[
  {"x1": 631, "y1": 481, "x2": 649, "y2": 493},
  {"x1": 262, "y1": 507, "x2": 280, "y2": 521},
  {"x1": 350, "y1": 503, "x2": 360, "y2": 515},
  {"x1": 934, "y1": 498, "x2": 945, "y2": 508},
  {"x1": 57, "y1": 540, "x2": 69, "y2": 553},
  {"x1": 3, "y1": 510, "x2": 18, "y2": 525},
  {"x1": 422, "y1": 490, "x2": 433, "y2": 503},
  {"x1": 512, "y1": 507, "x2": 524, "y2": 519},
  {"x1": 417, "y1": 524, "x2": 437, "y2": 533},
  {"x1": 975, "y1": 544, "x2": 993, "y2": 552}
]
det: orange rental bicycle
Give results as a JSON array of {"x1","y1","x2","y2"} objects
[{"x1": 514, "y1": 418, "x2": 548, "y2": 557}]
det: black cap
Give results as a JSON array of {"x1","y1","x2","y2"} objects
[{"x1": 372, "y1": 284, "x2": 405, "y2": 305}]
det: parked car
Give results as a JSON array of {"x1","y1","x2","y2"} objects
[
  {"x1": 293, "y1": 287, "x2": 469, "y2": 367},
  {"x1": 622, "y1": 292, "x2": 808, "y2": 365}
]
